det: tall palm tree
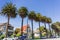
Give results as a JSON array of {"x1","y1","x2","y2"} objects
[
  {"x1": 41, "y1": 16, "x2": 48, "y2": 37},
  {"x1": 46, "y1": 17, "x2": 52, "y2": 37},
  {"x1": 51, "y1": 22, "x2": 60, "y2": 37},
  {"x1": 18, "y1": 7, "x2": 28, "y2": 36},
  {"x1": 28, "y1": 11, "x2": 36, "y2": 39},
  {"x1": 34, "y1": 13, "x2": 42, "y2": 38},
  {"x1": 1, "y1": 3, "x2": 17, "y2": 37},
  {"x1": 51, "y1": 23, "x2": 57, "y2": 37}
]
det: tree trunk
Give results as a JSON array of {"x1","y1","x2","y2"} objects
[
  {"x1": 44, "y1": 22, "x2": 48, "y2": 38},
  {"x1": 21, "y1": 18, "x2": 24, "y2": 36},
  {"x1": 6, "y1": 16, "x2": 10, "y2": 38},
  {"x1": 31, "y1": 20, "x2": 34, "y2": 39},
  {"x1": 58, "y1": 32, "x2": 59, "y2": 37},
  {"x1": 48, "y1": 23, "x2": 51, "y2": 38},
  {"x1": 44, "y1": 22, "x2": 46, "y2": 29},
  {"x1": 51, "y1": 29, "x2": 53, "y2": 37},
  {"x1": 39, "y1": 21, "x2": 41, "y2": 38},
  {"x1": 55, "y1": 31, "x2": 56, "y2": 37},
  {"x1": 27, "y1": 18, "x2": 28, "y2": 39}
]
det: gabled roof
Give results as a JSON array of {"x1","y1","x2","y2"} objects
[{"x1": 21, "y1": 24, "x2": 30, "y2": 31}]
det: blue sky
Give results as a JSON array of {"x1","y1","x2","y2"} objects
[{"x1": 0, "y1": 0, "x2": 60, "y2": 30}]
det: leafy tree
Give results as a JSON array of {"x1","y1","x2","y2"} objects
[
  {"x1": 37, "y1": 26, "x2": 48, "y2": 37},
  {"x1": 15, "y1": 28, "x2": 21, "y2": 34}
]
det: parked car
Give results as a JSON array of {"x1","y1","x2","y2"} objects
[{"x1": 18, "y1": 35, "x2": 27, "y2": 40}]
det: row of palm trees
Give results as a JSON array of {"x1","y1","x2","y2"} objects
[
  {"x1": 1, "y1": 3, "x2": 52, "y2": 38},
  {"x1": 29, "y1": 12, "x2": 52, "y2": 38}
]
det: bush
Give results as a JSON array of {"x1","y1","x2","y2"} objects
[
  {"x1": 11, "y1": 34, "x2": 14, "y2": 38},
  {"x1": 34, "y1": 36, "x2": 40, "y2": 39},
  {"x1": 0, "y1": 34, "x2": 5, "y2": 39},
  {"x1": 16, "y1": 33, "x2": 21, "y2": 37}
]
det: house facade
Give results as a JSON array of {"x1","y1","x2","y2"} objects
[
  {"x1": 34, "y1": 29, "x2": 40, "y2": 38},
  {"x1": 21, "y1": 25, "x2": 32, "y2": 38},
  {"x1": 0, "y1": 23, "x2": 14, "y2": 37}
]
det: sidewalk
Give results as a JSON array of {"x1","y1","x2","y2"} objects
[{"x1": 26, "y1": 38, "x2": 60, "y2": 40}]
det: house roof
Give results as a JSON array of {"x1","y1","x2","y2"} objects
[
  {"x1": 0, "y1": 23, "x2": 14, "y2": 28},
  {"x1": 21, "y1": 24, "x2": 30, "y2": 32}
]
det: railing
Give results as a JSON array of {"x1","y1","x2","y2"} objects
[{"x1": 8, "y1": 29, "x2": 14, "y2": 32}]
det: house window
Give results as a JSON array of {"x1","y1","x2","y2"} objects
[{"x1": 3, "y1": 26, "x2": 6, "y2": 30}]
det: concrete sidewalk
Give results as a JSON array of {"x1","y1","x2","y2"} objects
[{"x1": 26, "y1": 38, "x2": 60, "y2": 40}]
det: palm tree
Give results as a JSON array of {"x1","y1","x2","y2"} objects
[
  {"x1": 51, "y1": 23, "x2": 57, "y2": 37},
  {"x1": 51, "y1": 22, "x2": 60, "y2": 37},
  {"x1": 28, "y1": 11, "x2": 36, "y2": 39},
  {"x1": 41, "y1": 16, "x2": 48, "y2": 37},
  {"x1": 46, "y1": 17, "x2": 52, "y2": 37},
  {"x1": 18, "y1": 7, "x2": 28, "y2": 36},
  {"x1": 1, "y1": 3, "x2": 17, "y2": 37},
  {"x1": 34, "y1": 13, "x2": 42, "y2": 38}
]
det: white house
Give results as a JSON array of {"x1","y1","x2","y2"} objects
[{"x1": 34, "y1": 29, "x2": 40, "y2": 38}]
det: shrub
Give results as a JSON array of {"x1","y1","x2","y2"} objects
[
  {"x1": 16, "y1": 33, "x2": 21, "y2": 37},
  {"x1": 0, "y1": 34, "x2": 5, "y2": 39}
]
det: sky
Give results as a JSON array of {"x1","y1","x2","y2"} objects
[{"x1": 0, "y1": 0, "x2": 60, "y2": 30}]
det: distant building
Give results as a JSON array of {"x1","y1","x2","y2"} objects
[{"x1": 0, "y1": 23, "x2": 14, "y2": 37}]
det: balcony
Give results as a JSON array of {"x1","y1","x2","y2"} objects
[{"x1": 8, "y1": 29, "x2": 14, "y2": 32}]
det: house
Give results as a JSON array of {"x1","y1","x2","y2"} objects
[
  {"x1": 34, "y1": 29, "x2": 46, "y2": 38},
  {"x1": 21, "y1": 25, "x2": 32, "y2": 38},
  {"x1": 0, "y1": 23, "x2": 14, "y2": 37},
  {"x1": 34, "y1": 29, "x2": 40, "y2": 38}
]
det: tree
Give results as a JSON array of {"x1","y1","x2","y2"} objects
[
  {"x1": 15, "y1": 28, "x2": 21, "y2": 34},
  {"x1": 15, "y1": 28, "x2": 21, "y2": 37},
  {"x1": 37, "y1": 26, "x2": 48, "y2": 37},
  {"x1": 28, "y1": 11, "x2": 36, "y2": 39},
  {"x1": 46, "y1": 17, "x2": 52, "y2": 37},
  {"x1": 51, "y1": 22, "x2": 60, "y2": 37},
  {"x1": 18, "y1": 7, "x2": 28, "y2": 36},
  {"x1": 41, "y1": 16, "x2": 48, "y2": 37},
  {"x1": 1, "y1": 3, "x2": 17, "y2": 37},
  {"x1": 34, "y1": 13, "x2": 42, "y2": 38}
]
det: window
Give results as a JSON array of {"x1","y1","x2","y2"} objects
[{"x1": 3, "y1": 26, "x2": 6, "y2": 30}]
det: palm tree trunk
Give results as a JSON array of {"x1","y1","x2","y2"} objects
[
  {"x1": 21, "y1": 18, "x2": 24, "y2": 36},
  {"x1": 55, "y1": 31, "x2": 56, "y2": 37},
  {"x1": 51, "y1": 29, "x2": 53, "y2": 36},
  {"x1": 48, "y1": 23, "x2": 51, "y2": 37},
  {"x1": 44, "y1": 22, "x2": 46, "y2": 29},
  {"x1": 44, "y1": 22, "x2": 48, "y2": 38},
  {"x1": 6, "y1": 16, "x2": 10, "y2": 38},
  {"x1": 39, "y1": 21, "x2": 41, "y2": 38},
  {"x1": 59, "y1": 32, "x2": 60, "y2": 37},
  {"x1": 27, "y1": 18, "x2": 28, "y2": 39},
  {"x1": 31, "y1": 20, "x2": 34, "y2": 39},
  {"x1": 58, "y1": 32, "x2": 59, "y2": 37}
]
